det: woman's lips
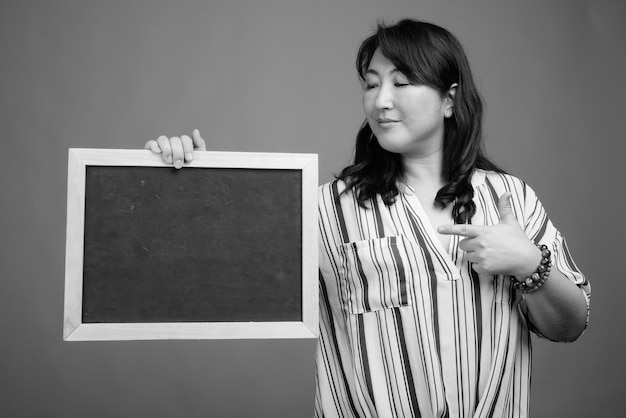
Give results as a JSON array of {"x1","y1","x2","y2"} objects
[{"x1": 377, "y1": 117, "x2": 399, "y2": 127}]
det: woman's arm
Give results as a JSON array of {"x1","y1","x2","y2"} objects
[
  {"x1": 521, "y1": 266, "x2": 588, "y2": 341},
  {"x1": 438, "y1": 192, "x2": 589, "y2": 341}
]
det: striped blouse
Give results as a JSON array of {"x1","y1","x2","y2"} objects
[{"x1": 314, "y1": 169, "x2": 590, "y2": 418}]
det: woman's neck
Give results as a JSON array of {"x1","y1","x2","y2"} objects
[
  {"x1": 401, "y1": 150, "x2": 445, "y2": 191},
  {"x1": 402, "y1": 150, "x2": 454, "y2": 248}
]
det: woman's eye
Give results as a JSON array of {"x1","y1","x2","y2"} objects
[
  {"x1": 395, "y1": 82, "x2": 409, "y2": 87},
  {"x1": 364, "y1": 83, "x2": 378, "y2": 90}
]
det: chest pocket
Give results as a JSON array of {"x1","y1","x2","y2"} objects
[{"x1": 338, "y1": 235, "x2": 416, "y2": 314}]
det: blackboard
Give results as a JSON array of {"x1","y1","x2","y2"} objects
[{"x1": 64, "y1": 149, "x2": 318, "y2": 340}]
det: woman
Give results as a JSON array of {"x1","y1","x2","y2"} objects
[{"x1": 146, "y1": 19, "x2": 590, "y2": 418}]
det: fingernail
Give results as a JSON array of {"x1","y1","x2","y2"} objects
[
  {"x1": 186, "y1": 153, "x2": 193, "y2": 161},
  {"x1": 166, "y1": 155, "x2": 172, "y2": 163},
  {"x1": 174, "y1": 160, "x2": 183, "y2": 169}
]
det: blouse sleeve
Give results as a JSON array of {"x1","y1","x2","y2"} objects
[
  {"x1": 520, "y1": 181, "x2": 591, "y2": 340},
  {"x1": 314, "y1": 181, "x2": 361, "y2": 416}
]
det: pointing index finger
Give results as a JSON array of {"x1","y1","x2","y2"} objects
[{"x1": 437, "y1": 224, "x2": 480, "y2": 238}]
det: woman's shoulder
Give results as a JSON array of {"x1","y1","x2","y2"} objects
[
  {"x1": 472, "y1": 169, "x2": 544, "y2": 207},
  {"x1": 317, "y1": 180, "x2": 354, "y2": 223},
  {"x1": 319, "y1": 179, "x2": 349, "y2": 196},
  {"x1": 318, "y1": 179, "x2": 353, "y2": 208},
  {"x1": 473, "y1": 168, "x2": 527, "y2": 190}
]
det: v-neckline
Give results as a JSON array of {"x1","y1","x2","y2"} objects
[{"x1": 401, "y1": 190, "x2": 464, "y2": 274}]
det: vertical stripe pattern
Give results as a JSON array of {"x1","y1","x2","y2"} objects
[{"x1": 314, "y1": 170, "x2": 590, "y2": 418}]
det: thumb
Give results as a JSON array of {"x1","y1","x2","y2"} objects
[{"x1": 497, "y1": 192, "x2": 516, "y2": 223}]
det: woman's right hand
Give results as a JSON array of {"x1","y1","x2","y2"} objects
[{"x1": 144, "y1": 129, "x2": 207, "y2": 169}]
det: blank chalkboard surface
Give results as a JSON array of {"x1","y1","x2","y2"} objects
[
  {"x1": 83, "y1": 165, "x2": 302, "y2": 323},
  {"x1": 64, "y1": 149, "x2": 318, "y2": 340}
]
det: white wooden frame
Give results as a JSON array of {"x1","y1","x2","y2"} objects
[{"x1": 64, "y1": 149, "x2": 318, "y2": 341}]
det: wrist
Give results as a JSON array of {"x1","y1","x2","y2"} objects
[
  {"x1": 510, "y1": 244, "x2": 552, "y2": 294},
  {"x1": 513, "y1": 244, "x2": 543, "y2": 278}
]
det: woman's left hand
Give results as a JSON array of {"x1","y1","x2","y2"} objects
[{"x1": 437, "y1": 192, "x2": 541, "y2": 277}]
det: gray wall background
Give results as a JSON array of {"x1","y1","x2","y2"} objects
[{"x1": 1, "y1": 0, "x2": 624, "y2": 416}]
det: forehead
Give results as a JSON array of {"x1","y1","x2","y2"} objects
[{"x1": 366, "y1": 49, "x2": 401, "y2": 76}]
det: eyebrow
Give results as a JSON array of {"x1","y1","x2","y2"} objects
[{"x1": 365, "y1": 68, "x2": 401, "y2": 76}]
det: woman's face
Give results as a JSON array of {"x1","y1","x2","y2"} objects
[{"x1": 362, "y1": 49, "x2": 453, "y2": 158}]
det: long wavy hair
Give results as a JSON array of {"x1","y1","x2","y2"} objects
[{"x1": 339, "y1": 19, "x2": 504, "y2": 224}]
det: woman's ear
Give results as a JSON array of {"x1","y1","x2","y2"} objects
[{"x1": 443, "y1": 83, "x2": 458, "y2": 118}]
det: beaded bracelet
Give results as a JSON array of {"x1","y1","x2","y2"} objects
[{"x1": 510, "y1": 244, "x2": 552, "y2": 294}]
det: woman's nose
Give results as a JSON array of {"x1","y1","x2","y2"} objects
[{"x1": 375, "y1": 84, "x2": 393, "y2": 110}]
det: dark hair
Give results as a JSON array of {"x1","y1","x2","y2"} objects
[{"x1": 338, "y1": 19, "x2": 504, "y2": 224}]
